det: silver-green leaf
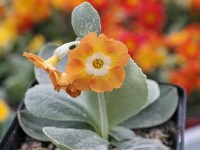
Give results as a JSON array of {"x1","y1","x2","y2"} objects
[
  {"x1": 121, "y1": 85, "x2": 178, "y2": 128},
  {"x1": 109, "y1": 126, "x2": 135, "y2": 142},
  {"x1": 143, "y1": 79, "x2": 160, "y2": 109},
  {"x1": 43, "y1": 127, "x2": 109, "y2": 150},
  {"x1": 24, "y1": 84, "x2": 95, "y2": 128},
  {"x1": 71, "y1": 2, "x2": 101, "y2": 38},
  {"x1": 18, "y1": 110, "x2": 92, "y2": 141},
  {"x1": 78, "y1": 59, "x2": 148, "y2": 129},
  {"x1": 0, "y1": 88, "x2": 7, "y2": 100}
]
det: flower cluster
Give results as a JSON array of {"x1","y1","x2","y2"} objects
[
  {"x1": 0, "y1": 0, "x2": 50, "y2": 52},
  {"x1": 24, "y1": 33, "x2": 130, "y2": 97},
  {"x1": 99, "y1": 0, "x2": 167, "y2": 73},
  {"x1": 117, "y1": 30, "x2": 166, "y2": 73},
  {"x1": 94, "y1": 0, "x2": 200, "y2": 94},
  {"x1": 1, "y1": 0, "x2": 200, "y2": 97},
  {"x1": 165, "y1": 24, "x2": 200, "y2": 93}
]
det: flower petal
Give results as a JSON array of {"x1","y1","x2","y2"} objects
[
  {"x1": 66, "y1": 86, "x2": 81, "y2": 98},
  {"x1": 107, "y1": 66, "x2": 126, "y2": 88},
  {"x1": 49, "y1": 71, "x2": 81, "y2": 98},
  {"x1": 105, "y1": 40, "x2": 128, "y2": 56},
  {"x1": 23, "y1": 52, "x2": 44, "y2": 62},
  {"x1": 81, "y1": 32, "x2": 98, "y2": 44},
  {"x1": 73, "y1": 77, "x2": 92, "y2": 91},
  {"x1": 23, "y1": 52, "x2": 59, "y2": 72},
  {"x1": 90, "y1": 77, "x2": 113, "y2": 92},
  {"x1": 68, "y1": 41, "x2": 93, "y2": 61},
  {"x1": 111, "y1": 54, "x2": 130, "y2": 67},
  {"x1": 23, "y1": 52, "x2": 46, "y2": 68},
  {"x1": 66, "y1": 59, "x2": 86, "y2": 81}
]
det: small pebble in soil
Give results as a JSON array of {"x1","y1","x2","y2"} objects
[
  {"x1": 134, "y1": 121, "x2": 176, "y2": 148},
  {"x1": 19, "y1": 137, "x2": 57, "y2": 150}
]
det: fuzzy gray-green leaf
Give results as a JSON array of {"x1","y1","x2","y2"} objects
[
  {"x1": 24, "y1": 84, "x2": 95, "y2": 127},
  {"x1": 18, "y1": 110, "x2": 92, "y2": 141},
  {"x1": 43, "y1": 127, "x2": 109, "y2": 150},
  {"x1": 78, "y1": 59, "x2": 148, "y2": 129},
  {"x1": 71, "y1": 2, "x2": 101, "y2": 38},
  {"x1": 122, "y1": 85, "x2": 178, "y2": 128},
  {"x1": 35, "y1": 43, "x2": 68, "y2": 84},
  {"x1": 109, "y1": 126, "x2": 135, "y2": 142},
  {"x1": 0, "y1": 88, "x2": 7, "y2": 100},
  {"x1": 143, "y1": 79, "x2": 160, "y2": 109}
]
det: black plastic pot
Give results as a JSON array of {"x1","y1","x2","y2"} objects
[{"x1": 0, "y1": 82, "x2": 186, "y2": 150}]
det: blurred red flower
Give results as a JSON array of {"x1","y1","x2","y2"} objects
[
  {"x1": 177, "y1": 39, "x2": 200, "y2": 61},
  {"x1": 190, "y1": 0, "x2": 200, "y2": 10},
  {"x1": 135, "y1": 0, "x2": 166, "y2": 31}
]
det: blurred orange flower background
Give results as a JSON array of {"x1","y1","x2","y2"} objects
[{"x1": 0, "y1": 0, "x2": 200, "y2": 105}]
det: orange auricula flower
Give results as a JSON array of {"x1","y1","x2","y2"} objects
[
  {"x1": 136, "y1": 0, "x2": 166, "y2": 31},
  {"x1": 23, "y1": 52, "x2": 81, "y2": 98},
  {"x1": 66, "y1": 32, "x2": 130, "y2": 93}
]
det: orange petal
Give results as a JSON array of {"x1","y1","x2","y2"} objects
[
  {"x1": 99, "y1": 33, "x2": 113, "y2": 42},
  {"x1": 73, "y1": 77, "x2": 92, "y2": 91},
  {"x1": 90, "y1": 77, "x2": 113, "y2": 92},
  {"x1": 68, "y1": 41, "x2": 93, "y2": 61},
  {"x1": 82, "y1": 33, "x2": 111, "y2": 54},
  {"x1": 23, "y1": 52, "x2": 59, "y2": 73},
  {"x1": 49, "y1": 71, "x2": 62, "y2": 91},
  {"x1": 111, "y1": 54, "x2": 130, "y2": 67},
  {"x1": 105, "y1": 40, "x2": 128, "y2": 56},
  {"x1": 23, "y1": 52, "x2": 44, "y2": 62},
  {"x1": 107, "y1": 66, "x2": 126, "y2": 88},
  {"x1": 23, "y1": 52, "x2": 48, "y2": 69},
  {"x1": 49, "y1": 71, "x2": 81, "y2": 97},
  {"x1": 82, "y1": 32, "x2": 98, "y2": 44},
  {"x1": 66, "y1": 85, "x2": 81, "y2": 98},
  {"x1": 66, "y1": 59, "x2": 86, "y2": 81},
  {"x1": 66, "y1": 89, "x2": 81, "y2": 98}
]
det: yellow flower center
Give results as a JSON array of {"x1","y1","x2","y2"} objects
[
  {"x1": 92, "y1": 59, "x2": 104, "y2": 69},
  {"x1": 85, "y1": 52, "x2": 111, "y2": 76}
]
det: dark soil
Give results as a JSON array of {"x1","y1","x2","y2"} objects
[
  {"x1": 134, "y1": 121, "x2": 176, "y2": 149},
  {"x1": 19, "y1": 137, "x2": 57, "y2": 150}
]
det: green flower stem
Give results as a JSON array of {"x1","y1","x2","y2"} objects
[{"x1": 97, "y1": 92, "x2": 108, "y2": 139}]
